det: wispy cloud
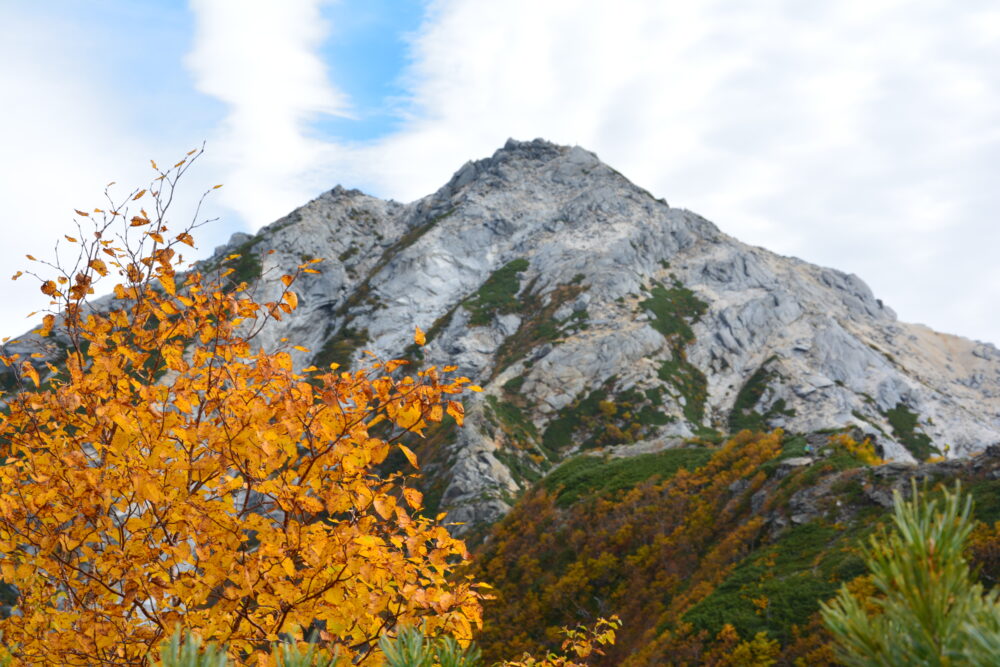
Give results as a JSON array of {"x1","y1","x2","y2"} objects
[
  {"x1": 329, "y1": 0, "x2": 1000, "y2": 344},
  {"x1": 2, "y1": 1, "x2": 999, "y2": 347},
  {"x1": 186, "y1": 0, "x2": 351, "y2": 228}
]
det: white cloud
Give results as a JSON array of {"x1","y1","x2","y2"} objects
[
  {"x1": 0, "y1": 5, "x2": 239, "y2": 339},
  {"x1": 3, "y1": 1, "x2": 998, "y2": 348},
  {"x1": 327, "y1": 0, "x2": 1000, "y2": 345},
  {"x1": 0, "y1": 9, "x2": 144, "y2": 337},
  {"x1": 186, "y1": 0, "x2": 351, "y2": 228}
]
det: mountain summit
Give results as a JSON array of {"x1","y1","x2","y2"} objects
[{"x1": 15, "y1": 139, "x2": 1000, "y2": 531}]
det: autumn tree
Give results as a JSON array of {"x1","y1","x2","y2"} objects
[{"x1": 0, "y1": 150, "x2": 483, "y2": 664}]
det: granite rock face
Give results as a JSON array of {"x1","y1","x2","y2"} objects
[{"x1": 7, "y1": 139, "x2": 1000, "y2": 531}]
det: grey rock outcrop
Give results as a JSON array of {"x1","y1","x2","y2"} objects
[{"x1": 7, "y1": 139, "x2": 1000, "y2": 532}]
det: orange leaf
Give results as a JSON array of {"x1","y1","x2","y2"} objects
[
  {"x1": 402, "y1": 487, "x2": 423, "y2": 510},
  {"x1": 414, "y1": 326, "x2": 426, "y2": 346},
  {"x1": 74, "y1": 209, "x2": 89, "y2": 217},
  {"x1": 398, "y1": 444, "x2": 419, "y2": 469},
  {"x1": 446, "y1": 401, "x2": 465, "y2": 426},
  {"x1": 39, "y1": 314, "x2": 55, "y2": 337},
  {"x1": 88, "y1": 259, "x2": 109, "y2": 276},
  {"x1": 373, "y1": 495, "x2": 394, "y2": 519},
  {"x1": 21, "y1": 361, "x2": 39, "y2": 388}
]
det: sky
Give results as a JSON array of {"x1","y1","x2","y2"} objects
[{"x1": 1, "y1": 0, "x2": 999, "y2": 345}]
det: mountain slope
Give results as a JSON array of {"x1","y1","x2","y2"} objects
[
  {"x1": 198, "y1": 138, "x2": 999, "y2": 530},
  {"x1": 7, "y1": 139, "x2": 999, "y2": 533}
]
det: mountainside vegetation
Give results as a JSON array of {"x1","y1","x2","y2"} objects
[{"x1": 4, "y1": 147, "x2": 1000, "y2": 665}]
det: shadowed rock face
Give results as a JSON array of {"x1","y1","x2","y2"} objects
[{"x1": 8, "y1": 139, "x2": 1000, "y2": 532}]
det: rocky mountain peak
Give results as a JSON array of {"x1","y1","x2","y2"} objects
[{"x1": 7, "y1": 139, "x2": 1000, "y2": 532}]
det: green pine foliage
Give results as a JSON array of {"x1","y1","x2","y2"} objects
[
  {"x1": 379, "y1": 626, "x2": 483, "y2": 667},
  {"x1": 154, "y1": 629, "x2": 339, "y2": 666},
  {"x1": 821, "y1": 483, "x2": 1000, "y2": 665}
]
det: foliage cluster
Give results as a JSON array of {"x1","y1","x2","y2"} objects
[
  {"x1": 727, "y1": 361, "x2": 794, "y2": 433},
  {"x1": 0, "y1": 155, "x2": 483, "y2": 664},
  {"x1": 541, "y1": 448, "x2": 713, "y2": 508},
  {"x1": 822, "y1": 483, "x2": 1000, "y2": 664},
  {"x1": 472, "y1": 430, "x2": 785, "y2": 665},
  {"x1": 463, "y1": 259, "x2": 530, "y2": 326},
  {"x1": 883, "y1": 402, "x2": 938, "y2": 461},
  {"x1": 638, "y1": 279, "x2": 710, "y2": 426},
  {"x1": 539, "y1": 384, "x2": 674, "y2": 457}
]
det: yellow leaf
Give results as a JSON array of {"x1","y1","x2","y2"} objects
[
  {"x1": 398, "y1": 444, "x2": 419, "y2": 469},
  {"x1": 150, "y1": 159, "x2": 158, "y2": 170},
  {"x1": 283, "y1": 291, "x2": 298, "y2": 310},
  {"x1": 414, "y1": 326, "x2": 426, "y2": 346},
  {"x1": 74, "y1": 209, "x2": 89, "y2": 217},
  {"x1": 280, "y1": 557, "x2": 295, "y2": 577},
  {"x1": 21, "y1": 362, "x2": 39, "y2": 388},
  {"x1": 39, "y1": 314, "x2": 55, "y2": 337},
  {"x1": 133, "y1": 189, "x2": 146, "y2": 201},
  {"x1": 402, "y1": 487, "x2": 423, "y2": 510},
  {"x1": 141, "y1": 481, "x2": 163, "y2": 503},
  {"x1": 446, "y1": 401, "x2": 465, "y2": 426},
  {"x1": 373, "y1": 495, "x2": 394, "y2": 519},
  {"x1": 213, "y1": 184, "x2": 223, "y2": 189},
  {"x1": 281, "y1": 274, "x2": 294, "y2": 287},
  {"x1": 88, "y1": 259, "x2": 109, "y2": 276},
  {"x1": 160, "y1": 273, "x2": 176, "y2": 296},
  {"x1": 64, "y1": 235, "x2": 77, "y2": 243}
]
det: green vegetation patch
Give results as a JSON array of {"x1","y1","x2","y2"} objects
[
  {"x1": 485, "y1": 395, "x2": 539, "y2": 449},
  {"x1": 543, "y1": 447, "x2": 713, "y2": 507},
  {"x1": 492, "y1": 281, "x2": 583, "y2": 375},
  {"x1": 539, "y1": 383, "x2": 672, "y2": 455},
  {"x1": 658, "y1": 356, "x2": 708, "y2": 424},
  {"x1": 313, "y1": 327, "x2": 368, "y2": 370},
  {"x1": 638, "y1": 278, "x2": 711, "y2": 428},
  {"x1": 683, "y1": 521, "x2": 868, "y2": 643},
  {"x1": 640, "y1": 282, "x2": 708, "y2": 343},
  {"x1": 205, "y1": 236, "x2": 263, "y2": 290},
  {"x1": 463, "y1": 258, "x2": 530, "y2": 326},
  {"x1": 967, "y1": 479, "x2": 1000, "y2": 525},
  {"x1": 728, "y1": 360, "x2": 795, "y2": 432},
  {"x1": 883, "y1": 402, "x2": 938, "y2": 461}
]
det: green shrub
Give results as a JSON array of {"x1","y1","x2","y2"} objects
[{"x1": 821, "y1": 483, "x2": 1000, "y2": 665}]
